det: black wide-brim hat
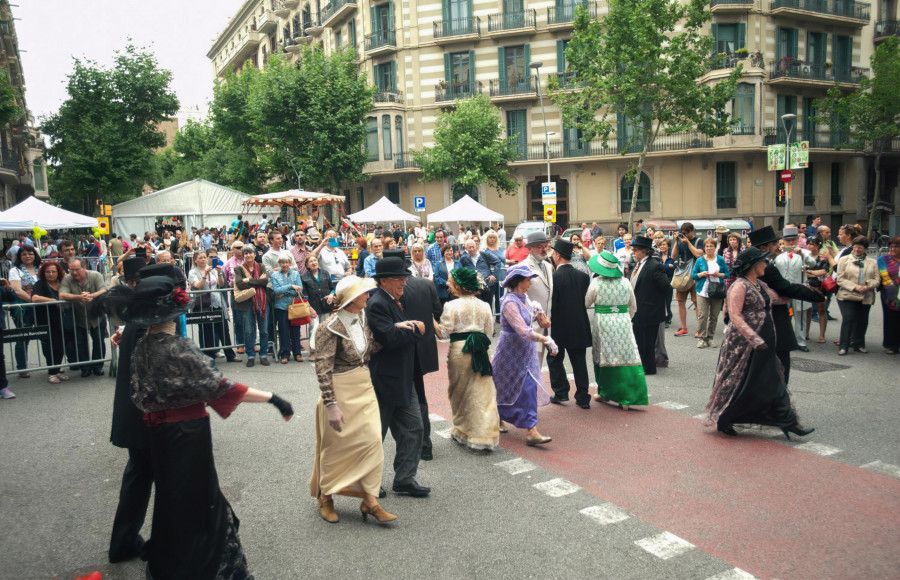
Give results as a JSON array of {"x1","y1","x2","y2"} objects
[
  {"x1": 373, "y1": 256, "x2": 411, "y2": 279},
  {"x1": 122, "y1": 257, "x2": 144, "y2": 281},
  {"x1": 732, "y1": 247, "x2": 771, "y2": 277},
  {"x1": 748, "y1": 226, "x2": 778, "y2": 247},
  {"x1": 138, "y1": 263, "x2": 179, "y2": 282},
  {"x1": 632, "y1": 236, "x2": 653, "y2": 251}
]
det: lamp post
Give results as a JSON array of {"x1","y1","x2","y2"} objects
[
  {"x1": 781, "y1": 112, "x2": 796, "y2": 228},
  {"x1": 529, "y1": 61, "x2": 551, "y2": 184}
]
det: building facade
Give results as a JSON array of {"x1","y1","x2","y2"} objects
[
  {"x1": 209, "y1": 0, "x2": 898, "y2": 232},
  {"x1": 0, "y1": 0, "x2": 47, "y2": 210}
]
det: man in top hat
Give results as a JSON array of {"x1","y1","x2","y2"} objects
[
  {"x1": 548, "y1": 239, "x2": 593, "y2": 408},
  {"x1": 385, "y1": 250, "x2": 443, "y2": 461},
  {"x1": 629, "y1": 236, "x2": 671, "y2": 375},
  {"x1": 521, "y1": 231, "x2": 554, "y2": 357},
  {"x1": 366, "y1": 256, "x2": 430, "y2": 497},
  {"x1": 773, "y1": 226, "x2": 816, "y2": 352},
  {"x1": 747, "y1": 226, "x2": 824, "y2": 383}
]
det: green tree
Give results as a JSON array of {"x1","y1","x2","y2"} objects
[
  {"x1": 551, "y1": 0, "x2": 741, "y2": 233},
  {"x1": 412, "y1": 94, "x2": 518, "y2": 196},
  {"x1": 41, "y1": 44, "x2": 179, "y2": 213},
  {"x1": 814, "y1": 36, "x2": 900, "y2": 237},
  {"x1": 0, "y1": 69, "x2": 24, "y2": 127}
]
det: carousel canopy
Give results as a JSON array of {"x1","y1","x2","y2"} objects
[
  {"x1": 347, "y1": 196, "x2": 418, "y2": 223},
  {"x1": 244, "y1": 190, "x2": 345, "y2": 207}
]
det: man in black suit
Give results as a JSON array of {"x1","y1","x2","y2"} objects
[
  {"x1": 459, "y1": 239, "x2": 503, "y2": 305},
  {"x1": 386, "y1": 250, "x2": 443, "y2": 460},
  {"x1": 747, "y1": 226, "x2": 824, "y2": 384},
  {"x1": 367, "y1": 257, "x2": 430, "y2": 497},
  {"x1": 547, "y1": 239, "x2": 593, "y2": 408},
  {"x1": 630, "y1": 236, "x2": 671, "y2": 375}
]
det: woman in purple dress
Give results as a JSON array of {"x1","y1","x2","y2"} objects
[{"x1": 492, "y1": 265, "x2": 557, "y2": 446}]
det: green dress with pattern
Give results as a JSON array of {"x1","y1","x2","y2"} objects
[{"x1": 585, "y1": 276, "x2": 649, "y2": 406}]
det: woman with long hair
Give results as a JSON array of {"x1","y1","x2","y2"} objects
[
  {"x1": 9, "y1": 244, "x2": 41, "y2": 378},
  {"x1": 409, "y1": 243, "x2": 433, "y2": 280},
  {"x1": 31, "y1": 261, "x2": 68, "y2": 383},
  {"x1": 233, "y1": 246, "x2": 270, "y2": 366}
]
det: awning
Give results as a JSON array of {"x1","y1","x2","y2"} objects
[
  {"x1": 427, "y1": 195, "x2": 503, "y2": 224},
  {"x1": 347, "y1": 196, "x2": 418, "y2": 223},
  {"x1": 712, "y1": 219, "x2": 752, "y2": 231},
  {"x1": 0, "y1": 197, "x2": 99, "y2": 231},
  {"x1": 243, "y1": 190, "x2": 346, "y2": 207},
  {"x1": 645, "y1": 220, "x2": 678, "y2": 232}
]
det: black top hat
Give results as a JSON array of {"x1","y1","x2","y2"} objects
[
  {"x1": 632, "y1": 236, "x2": 653, "y2": 251},
  {"x1": 526, "y1": 231, "x2": 550, "y2": 246},
  {"x1": 374, "y1": 256, "x2": 410, "y2": 279},
  {"x1": 552, "y1": 239, "x2": 574, "y2": 261},
  {"x1": 122, "y1": 257, "x2": 145, "y2": 282},
  {"x1": 138, "y1": 263, "x2": 179, "y2": 281},
  {"x1": 748, "y1": 226, "x2": 778, "y2": 247}
]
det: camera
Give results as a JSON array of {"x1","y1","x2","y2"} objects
[{"x1": 211, "y1": 257, "x2": 222, "y2": 268}]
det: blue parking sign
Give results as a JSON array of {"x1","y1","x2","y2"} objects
[{"x1": 414, "y1": 196, "x2": 425, "y2": 212}]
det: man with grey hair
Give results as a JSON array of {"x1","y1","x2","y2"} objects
[
  {"x1": 521, "y1": 232, "x2": 553, "y2": 357},
  {"x1": 774, "y1": 226, "x2": 816, "y2": 351},
  {"x1": 60, "y1": 258, "x2": 108, "y2": 377}
]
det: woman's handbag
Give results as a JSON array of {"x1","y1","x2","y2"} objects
[
  {"x1": 706, "y1": 277, "x2": 727, "y2": 300},
  {"x1": 233, "y1": 266, "x2": 256, "y2": 303},
  {"x1": 821, "y1": 276, "x2": 838, "y2": 294},
  {"x1": 671, "y1": 259, "x2": 695, "y2": 292},
  {"x1": 288, "y1": 297, "x2": 312, "y2": 325}
]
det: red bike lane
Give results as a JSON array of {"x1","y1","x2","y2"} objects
[{"x1": 423, "y1": 342, "x2": 900, "y2": 580}]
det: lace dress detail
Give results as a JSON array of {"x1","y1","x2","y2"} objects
[{"x1": 439, "y1": 295, "x2": 495, "y2": 337}]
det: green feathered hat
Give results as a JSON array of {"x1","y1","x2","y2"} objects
[{"x1": 450, "y1": 267, "x2": 483, "y2": 293}]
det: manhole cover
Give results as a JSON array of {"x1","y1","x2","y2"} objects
[{"x1": 792, "y1": 357, "x2": 851, "y2": 373}]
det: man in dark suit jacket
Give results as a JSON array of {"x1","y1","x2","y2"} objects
[
  {"x1": 630, "y1": 236, "x2": 671, "y2": 375},
  {"x1": 367, "y1": 257, "x2": 430, "y2": 497},
  {"x1": 548, "y1": 239, "x2": 593, "y2": 408},
  {"x1": 459, "y1": 239, "x2": 503, "y2": 304},
  {"x1": 747, "y1": 226, "x2": 824, "y2": 384}
]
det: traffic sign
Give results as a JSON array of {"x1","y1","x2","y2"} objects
[
  {"x1": 96, "y1": 216, "x2": 110, "y2": 235},
  {"x1": 414, "y1": 196, "x2": 425, "y2": 212},
  {"x1": 542, "y1": 182, "x2": 557, "y2": 206},
  {"x1": 544, "y1": 204, "x2": 556, "y2": 223},
  {"x1": 780, "y1": 170, "x2": 794, "y2": 183}
]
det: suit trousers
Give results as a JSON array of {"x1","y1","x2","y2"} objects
[
  {"x1": 109, "y1": 447, "x2": 153, "y2": 561},
  {"x1": 379, "y1": 388, "x2": 424, "y2": 486},
  {"x1": 837, "y1": 299, "x2": 872, "y2": 350},
  {"x1": 413, "y1": 357, "x2": 432, "y2": 457},
  {"x1": 633, "y1": 323, "x2": 659, "y2": 375},
  {"x1": 548, "y1": 345, "x2": 590, "y2": 405},
  {"x1": 655, "y1": 322, "x2": 669, "y2": 367}
]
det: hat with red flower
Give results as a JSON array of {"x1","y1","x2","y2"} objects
[{"x1": 93, "y1": 276, "x2": 191, "y2": 326}]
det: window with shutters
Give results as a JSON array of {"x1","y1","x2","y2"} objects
[
  {"x1": 556, "y1": 39, "x2": 576, "y2": 88},
  {"x1": 387, "y1": 182, "x2": 400, "y2": 204},
  {"x1": 805, "y1": 97, "x2": 818, "y2": 146},
  {"x1": 710, "y1": 22, "x2": 745, "y2": 54},
  {"x1": 731, "y1": 83, "x2": 754, "y2": 135},
  {"x1": 496, "y1": 45, "x2": 531, "y2": 95},
  {"x1": 716, "y1": 162, "x2": 737, "y2": 210},
  {"x1": 620, "y1": 172, "x2": 651, "y2": 214},
  {"x1": 617, "y1": 112, "x2": 644, "y2": 154},
  {"x1": 374, "y1": 62, "x2": 396, "y2": 92},
  {"x1": 348, "y1": 20, "x2": 356, "y2": 51},
  {"x1": 394, "y1": 116, "x2": 403, "y2": 158},
  {"x1": 830, "y1": 163, "x2": 842, "y2": 206},
  {"x1": 453, "y1": 183, "x2": 479, "y2": 202},
  {"x1": 834, "y1": 35, "x2": 852, "y2": 82},
  {"x1": 803, "y1": 163, "x2": 815, "y2": 207},
  {"x1": 507, "y1": 109, "x2": 527, "y2": 160},
  {"x1": 776, "y1": 27, "x2": 799, "y2": 61},
  {"x1": 366, "y1": 117, "x2": 379, "y2": 161},
  {"x1": 442, "y1": 0, "x2": 474, "y2": 36},
  {"x1": 807, "y1": 32, "x2": 826, "y2": 65},
  {"x1": 382, "y1": 115, "x2": 392, "y2": 161},
  {"x1": 440, "y1": 51, "x2": 476, "y2": 101},
  {"x1": 370, "y1": 2, "x2": 394, "y2": 48},
  {"x1": 335, "y1": 30, "x2": 342, "y2": 49},
  {"x1": 776, "y1": 94, "x2": 797, "y2": 142}
]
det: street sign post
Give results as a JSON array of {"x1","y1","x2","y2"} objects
[
  {"x1": 542, "y1": 182, "x2": 557, "y2": 206},
  {"x1": 780, "y1": 170, "x2": 794, "y2": 183},
  {"x1": 414, "y1": 196, "x2": 425, "y2": 212},
  {"x1": 96, "y1": 216, "x2": 110, "y2": 235},
  {"x1": 544, "y1": 204, "x2": 556, "y2": 223}
]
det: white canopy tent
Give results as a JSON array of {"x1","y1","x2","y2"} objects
[
  {"x1": 0, "y1": 196, "x2": 99, "y2": 231},
  {"x1": 347, "y1": 196, "x2": 419, "y2": 223},
  {"x1": 111, "y1": 179, "x2": 250, "y2": 238},
  {"x1": 426, "y1": 194, "x2": 503, "y2": 224}
]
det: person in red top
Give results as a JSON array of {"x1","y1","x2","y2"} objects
[{"x1": 505, "y1": 233, "x2": 530, "y2": 264}]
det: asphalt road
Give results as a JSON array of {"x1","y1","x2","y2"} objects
[{"x1": 0, "y1": 301, "x2": 897, "y2": 580}]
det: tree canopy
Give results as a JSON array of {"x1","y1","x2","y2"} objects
[
  {"x1": 814, "y1": 36, "x2": 900, "y2": 236},
  {"x1": 551, "y1": 0, "x2": 741, "y2": 232},
  {"x1": 412, "y1": 94, "x2": 518, "y2": 196},
  {"x1": 42, "y1": 45, "x2": 179, "y2": 213},
  {"x1": 0, "y1": 69, "x2": 24, "y2": 127}
]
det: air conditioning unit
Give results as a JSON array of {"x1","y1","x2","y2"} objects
[{"x1": 801, "y1": 65, "x2": 811, "y2": 75}]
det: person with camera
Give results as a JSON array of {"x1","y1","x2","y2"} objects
[
  {"x1": 568, "y1": 232, "x2": 592, "y2": 276},
  {"x1": 804, "y1": 236, "x2": 833, "y2": 344},
  {"x1": 672, "y1": 223, "x2": 704, "y2": 338},
  {"x1": 189, "y1": 249, "x2": 239, "y2": 363}
]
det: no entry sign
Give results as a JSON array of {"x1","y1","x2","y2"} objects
[{"x1": 780, "y1": 170, "x2": 794, "y2": 183}]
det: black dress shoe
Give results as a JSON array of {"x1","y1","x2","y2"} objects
[
  {"x1": 378, "y1": 486, "x2": 387, "y2": 499},
  {"x1": 717, "y1": 424, "x2": 738, "y2": 437},
  {"x1": 109, "y1": 535, "x2": 145, "y2": 564},
  {"x1": 576, "y1": 402, "x2": 590, "y2": 409},
  {"x1": 549, "y1": 396, "x2": 569, "y2": 405},
  {"x1": 392, "y1": 481, "x2": 431, "y2": 497},
  {"x1": 259, "y1": 358, "x2": 271, "y2": 366},
  {"x1": 92, "y1": 368, "x2": 105, "y2": 376},
  {"x1": 81, "y1": 369, "x2": 92, "y2": 378},
  {"x1": 798, "y1": 346, "x2": 810, "y2": 352}
]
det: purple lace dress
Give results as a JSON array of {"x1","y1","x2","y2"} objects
[{"x1": 492, "y1": 292, "x2": 550, "y2": 429}]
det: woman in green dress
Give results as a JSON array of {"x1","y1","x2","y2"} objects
[{"x1": 584, "y1": 251, "x2": 648, "y2": 410}]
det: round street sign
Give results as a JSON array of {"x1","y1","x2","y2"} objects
[{"x1": 780, "y1": 170, "x2": 794, "y2": 183}]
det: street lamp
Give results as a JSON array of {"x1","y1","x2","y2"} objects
[
  {"x1": 781, "y1": 112, "x2": 797, "y2": 228},
  {"x1": 529, "y1": 61, "x2": 552, "y2": 184}
]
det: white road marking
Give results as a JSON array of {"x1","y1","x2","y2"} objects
[
  {"x1": 705, "y1": 568, "x2": 757, "y2": 580},
  {"x1": 655, "y1": 401, "x2": 689, "y2": 410},
  {"x1": 434, "y1": 427, "x2": 452, "y2": 439},
  {"x1": 532, "y1": 478, "x2": 581, "y2": 497},
  {"x1": 579, "y1": 504, "x2": 630, "y2": 525},
  {"x1": 428, "y1": 413, "x2": 446, "y2": 422},
  {"x1": 634, "y1": 532, "x2": 696, "y2": 560},
  {"x1": 861, "y1": 460, "x2": 900, "y2": 480},
  {"x1": 566, "y1": 373, "x2": 575, "y2": 380},
  {"x1": 693, "y1": 413, "x2": 707, "y2": 420},
  {"x1": 494, "y1": 457, "x2": 537, "y2": 475},
  {"x1": 795, "y1": 442, "x2": 841, "y2": 457}
]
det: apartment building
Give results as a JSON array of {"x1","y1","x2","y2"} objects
[
  {"x1": 0, "y1": 0, "x2": 47, "y2": 210},
  {"x1": 209, "y1": 0, "x2": 898, "y2": 231}
]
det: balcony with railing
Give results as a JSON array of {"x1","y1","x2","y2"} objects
[
  {"x1": 271, "y1": 0, "x2": 291, "y2": 18},
  {"x1": 512, "y1": 131, "x2": 714, "y2": 162},
  {"x1": 395, "y1": 152, "x2": 421, "y2": 170},
  {"x1": 216, "y1": 31, "x2": 264, "y2": 75},
  {"x1": 304, "y1": 14, "x2": 323, "y2": 35},
  {"x1": 768, "y1": 60, "x2": 868, "y2": 86},
  {"x1": 488, "y1": 77, "x2": 536, "y2": 102},
  {"x1": 547, "y1": 1, "x2": 598, "y2": 28},
  {"x1": 321, "y1": 0, "x2": 357, "y2": 26},
  {"x1": 731, "y1": 124, "x2": 756, "y2": 136},
  {"x1": 365, "y1": 29, "x2": 396, "y2": 55},
  {"x1": 374, "y1": 89, "x2": 405, "y2": 105},
  {"x1": 710, "y1": 0, "x2": 754, "y2": 12},
  {"x1": 435, "y1": 81, "x2": 481, "y2": 103},
  {"x1": 433, "y1": 17, "x2": 481, "y2": 43},
  {"x1": 257, "y1": 10, "x2": 277, "y2": 34},
  {"x1": 284, "y1": 0, "x2": 300, "y2": 8},
  {"x1": 282, "y1": 36, "x2": 303, "y2": 53},
  {"x1": 552, "y1": 71, "x2": 585, "y2": 90},
  {"x1": 763, "y1": 127, "x2": 860, "y2": 149},
  {"x1": 486, "y1": 9, "x2": 537, "y2": 37},
  {"x1": 874, "y1": 20, "x2": 899, "y2": 43},
  {"x1": 769, "y1": 0, "x2": 870, "y2": 25}
]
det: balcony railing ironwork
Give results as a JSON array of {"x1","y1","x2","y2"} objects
[
  {"x1": 365, "y1": 29, "x2": 396, "y2": 52},
  {"x1": 875, "y1": 20, "x2": 899, "y2": 38},
  {"x1": 0, "y1": 150, "x2": 19, "y2": 172},
  {"x1": 487, "y1": 9, "x2": 536, "y2": 33},
  {"x1": 731, "y1": 125, "x2": 756, "y2": 136},
  {"x1": 374, "y1": 89, "x2": 404, "y2": 104},
  {"x1": 434, "y1": 16, "x2": 481, "y2": 39},
  {"x1": 547, "y1": 1, "x2": 598, "y2": 25},
  {"x1": 514, "y1": 131, "x2": 713, "y2": 161},
  {"x1": 762, "y1": 127, "x2": 861, "y2": 149},
  {"x1": 395, "y1": 152, "x2": 421, "y2": 170},
  {"x1": 435, "y1": 82, "x2": 481, "y2": 102},
  {"x1": 769, "y1": 0, "x2": 871, "y2": 21},
  {"x1": 321, "y1": 0, "x2": 356, "y2": 24},
  {"x1": 710, "y1": 0, "x2": 754, "y2": 7},
  {"x1": 489, "y1": 77, "x2": 534, "y2": 97},
  {"x1": 769, "y1": 60, "x2": 868, "y2": 84}
]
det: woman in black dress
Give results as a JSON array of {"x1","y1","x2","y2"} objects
[
  {"x1": 705, "y1": 248, "x2": 815, "y2": 440},
  {"x1": 31, "y1": 261, "x2": 68, "y2": 382}
]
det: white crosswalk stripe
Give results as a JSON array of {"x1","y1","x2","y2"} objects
[
  {"x1": 532, "y1": 478, "x2": 581, "y2": 497},
  {"x1": 860, "y1": 460, "x2": 900, "y2": 480},
  {"x1": 428, "y1": 413, "x2": 446, "y2": 422},
  {"x1": 579, "y1": 504, "x2": 630, "y2": 525},
  {"x1": 795, "y1": 442, "x2": 841, "y2": 456},
  {"x1": 655, "y1": 401, "x2": 689, "y2": 410},
  {"x1": 635, "y1": 532, "x2": 696, "y2": 560},
  {"x1": 434, "y1": 427, "x2": 453, "y2": 439},
  {"x1": 704, "y1": 568, "x2": 757, "y2": 580},
  {"x1": 494, "y1": 457, "x2": 537, "y2": 475}
]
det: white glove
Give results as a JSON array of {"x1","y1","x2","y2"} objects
[{"x1": 545, "y1": 337, "x2": 559, "y2": 356}]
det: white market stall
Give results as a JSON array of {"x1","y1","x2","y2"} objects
[
  {"x1": 426, "y1": 194, "x2": 503, "y2": 225},
  {"x1": 0, "y1": 196, "x2": 99, "y2": 231},
  {"x1": 111, "y1": 179, "x2": 250, "y2": 238},
  {"x1": 347, "y1": 196, "x2": 418, "y2": 224}
]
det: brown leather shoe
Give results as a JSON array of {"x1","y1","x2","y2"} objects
[
  {"x1": 360, "y1": 501, "x2": 397, "y2": 523},
  {"x1": 318, "y1": 496, "x2": 339, "y2": 523}
]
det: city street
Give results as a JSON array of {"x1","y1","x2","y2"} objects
[{"x1": 1, "y1": 304, "x2": 898, "y2": 580}]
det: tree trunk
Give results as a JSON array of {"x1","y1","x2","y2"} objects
[
  {"x1": 866, "y1": 146, "x2": 883, "y2": 238},
  {"x1": 627, "y1": 124, "x2": 661, "y2": 236}
]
